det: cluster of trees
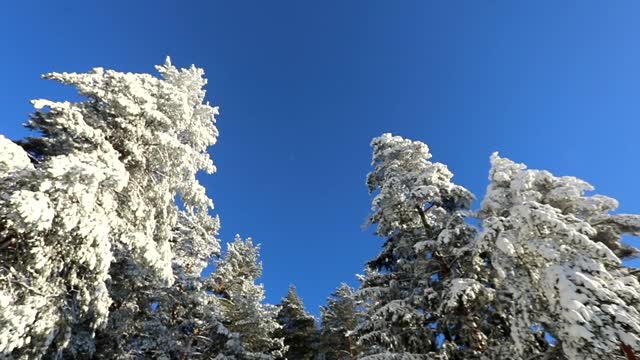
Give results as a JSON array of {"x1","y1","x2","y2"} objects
[{"x1": 1, "y1": 60, "x2": 639, "y2": 360}]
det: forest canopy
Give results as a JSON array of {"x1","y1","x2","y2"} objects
[{"x1": 1, "y1": 60, "x2": 639, "y2": 360}]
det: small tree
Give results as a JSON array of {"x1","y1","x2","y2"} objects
[
  {"x1": 318, "y1": 283, "x2": 361, "y2": 360},
  {"x1": 478, "y1": 153, "x2": 640, "y2": 360},
  {"x1": 213, "y1": 235, "x2": 285, "y2": 358},
  {"x1": 275, "y1": 286, "x2": 318, "y2": 360}
]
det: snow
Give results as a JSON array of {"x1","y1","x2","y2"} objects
[
  {"x1": 0, "y1": 135, "x2": 32, "y2": 174},
  {"x1": 0, "y1": 59, "x2": 238, "y2": 358},
  {"x1": 479, "y1": 153, "x2": 640, "y2": 359},
  {"x1": 496, "y1": 234, "x2": 516, "y2": 256}
]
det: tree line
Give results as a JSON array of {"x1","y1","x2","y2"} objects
[{"x1": 1, "y1": 60, "x2": 639, "y2": 360}]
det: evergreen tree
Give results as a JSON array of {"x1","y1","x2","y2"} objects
[
  {"x1": 0, "y1": 58, "x2": 237, "y2": 358},
  {"x1": 89, "y1": 57, "x2": 224, "y2": 357},
  {"x1": 115, "y1": 210, "x2": 245, "y2": 360},
  {"x1": 477, "y1": 153, "x2": 640, "y2": 360},
  {"x1": 318, "y1": 284, "x2": 360, "y2": 360},
  {"x1": 356, "y1": 133, "x2": 493, "y2": 359},
  {"x1": 275, "y1": 286, "x2": 318, "y2": 360},
  {"x1": 213, "y1": 235, "x2": 285, "y2": 358},
  {"x1": 4, "y1": 56, "x2": 640, "y2": 360}
]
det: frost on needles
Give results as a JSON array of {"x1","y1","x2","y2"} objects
[
  {"x1": 355, "y1": 134, "x2": 495, "y2": 359},
  {"x1": 0, "y1": 58, "x2": 280, "y2": 359},
  {"x1": 478, "y1": 153, "x2": 640, "y2": 359},
  {"x1": 351, "y1": 134, "x2": 640, "y2": 360}
]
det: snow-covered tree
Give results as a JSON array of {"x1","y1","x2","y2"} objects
[
  {"x1": 275, "y1": 286, "x2": 318, "y2": 360},
  {"x1": 0, "y1": 109, "x2": 131, "y2": 358},
  {"x1": 212, "y1": 235, "x2": 285, "y2": 358},
  {"x1": 477, "y1": 153, "x2": 640, "y2": 360},
  {"x1": 0, "y1": 58, "x2": 227, "y2": 358},
  {"x1": 110, "y1": 209, "x2": 245, "y2": 360},
  {"x1": 356, "y1": 133, "x2": 491, "y2": 359},
  {"x1": 318, "y1": 284, "x2": 360, "y2": 360},
  {"x1": 0, "y1": 133, "x2": 116, "y2": 358}
]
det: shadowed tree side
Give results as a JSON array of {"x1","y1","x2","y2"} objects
[
  {"x1": 275, "y1": 286, "x2": 319, "y2": 360},
  {"x1": 318, "y1": 283, "x2": 361, "y2": 360},
  {"x1": 212, "y1": 235, "x2": 285, "y2": 358}
]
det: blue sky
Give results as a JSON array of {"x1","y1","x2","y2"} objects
[{"x1": 1, "y1": 1, "x2": 639, "y2": 316}]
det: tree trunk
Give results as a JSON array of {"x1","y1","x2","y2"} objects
[{"x1": 622, "y1": 343, "x2": 636, "y2": 360}]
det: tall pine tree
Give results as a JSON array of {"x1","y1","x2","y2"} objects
[
  {"x1": 477, "y1": 153, "x2": 640, "y2": 360},
  {"x1": 0, "y1": 58, "x2": 244, "y2": 358},
  {"x1": 356, "y1": 134, "x2": 493, "y2": 359}
]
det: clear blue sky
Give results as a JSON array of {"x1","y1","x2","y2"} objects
[{"x1": 1, "y1": 1, "x2": 639, "y2": 316}]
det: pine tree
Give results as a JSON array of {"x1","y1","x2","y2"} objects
[
  {"x1": 356, "y1": 133, "x2": 493, "y2": 359},
  {"x1": 212, "y1": 235, "x2": 285, "y2": 358},
  {"x1": 0, "y1": 96, "x2": 132, "y2": 357},
  {"x1": 275, "y1": 286, "x2": 318, "y2": 360},
  {"x1": 0, "y1": 58, "x2": 232, "y2": 358},
  {"x1": 477, "y1": 153, "x2": 640, "y2": 360},
  {"x1": 115, "y1": 210, "x2": 245, "y2": 360},
  {"x1": 318, "y1": 284, "x2": 360, "y2": 360},
  {"x1": 88, "y1": 58, "x2": 223, "y2": 357}
]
